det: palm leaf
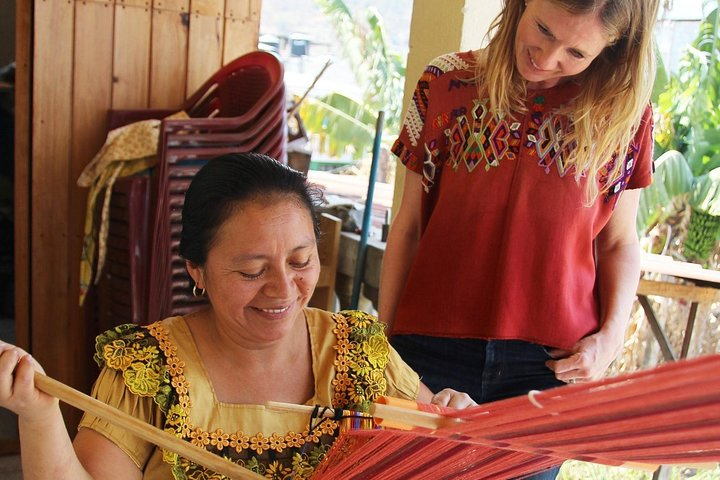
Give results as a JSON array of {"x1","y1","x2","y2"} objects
[
  {"x1": 691, "y1": 166, "x2": 720, "y2": 215},
  {"x1": 311, "y1": 0, "x2": 405, "y2": 133},
  {"x1": 299, "y1": 94, "x2": 376, "y2": 159},
  {"x1": 636, "y1": 150, "x2": 694, "y2": 234}
]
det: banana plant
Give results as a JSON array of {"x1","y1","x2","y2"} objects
[
  {"x1": 298, "y1": 0, "x2": 406, "y2": 160},
  {"x1": 637, "y1": 150, "x2": 693, "y2": 235},
  {"x1": 685, "y1": 168, "x2": 720, "y2": 259},
  {"x1": 299, "y1": 92, "x2": 377, "y2": 159},
  {"x1": 654, "y1": 7, "x2": 720, "y2": 172},
  {"x1": 638, "y1": 149, "x2": 720, "y2": 262},
  {"x1": 641, "y1": 5, "x2": 720, "y2": 262}
]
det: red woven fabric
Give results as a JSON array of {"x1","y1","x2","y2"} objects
[{"x1": 314, "y1": 354, "x2": 720, "y2": 479}]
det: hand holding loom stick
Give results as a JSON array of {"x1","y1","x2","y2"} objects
[{"x1": 33, "y1": 373, "x2": 263, "y2": 480}]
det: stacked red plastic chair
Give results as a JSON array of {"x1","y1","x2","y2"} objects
[
  {"x1": 96, "y1": 51, "x2": 286, "y2": 328},
  {"x1": 147, "y1": 50, "x2": 286, "y2": 324},
  {"x1": 95, "y1": 176, "x2": 151, "y2": 327}
]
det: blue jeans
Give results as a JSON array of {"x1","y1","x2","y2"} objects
[{"x1": 391, "y1": 335, "x2": 564, "y2": 480}]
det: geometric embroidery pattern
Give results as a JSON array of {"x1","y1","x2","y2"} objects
[
  {"x1": 423, "y1": 140, "x2": 440, "y2": 193},
  {"x1": 446, "y1": 99, "x2": 512, "y2": 174},
  {"x1": 600, "y1": 142, "x2": 640, "y2": 205},
  {"x1": 447, "y1": 120, "x2": 467, "y2": 172},
  {"x1": 428, "y1": 52, "x2": 472, "y2": 74},
  {"x1": 397, "y1": 52, "x2": 640, "y2": 206},
  {"x1": 536, "y1": 115, "x2": 571, "y2": 177},
  {"x1": 403, "y1": 52, "x2": 471, "y2": 149},
  {"x1": 404, "y1": 80, "x2": 430, "y2": 148}
]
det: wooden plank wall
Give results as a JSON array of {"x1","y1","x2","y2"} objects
[
  {"x1": 26, "y1": 0, "x2": 262, "y2": 430},
  {"x1": 3, "y1": 0, "x2": 31, "y2": 456}
]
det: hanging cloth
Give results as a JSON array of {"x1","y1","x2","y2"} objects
[{"x1": 77, "y1": 111, "x2": 189, "y2": 305}]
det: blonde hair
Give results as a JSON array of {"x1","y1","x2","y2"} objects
[{"x1": 477, "y1": 0, "x2": 659, "y2": 204}]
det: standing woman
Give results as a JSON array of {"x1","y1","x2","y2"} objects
[{"x1": 380, "y1": 0, "x2": 658, "y2": 473}]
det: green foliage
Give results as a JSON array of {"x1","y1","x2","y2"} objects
[
  {"x1": 301, "y1": 0, "x2": 406, "y2": 159},
  {"x1": 299, "y1": 93, "x2": 376, "y2": 159},
  {"x1": 685, "y1": 206, "x2": 720, "y2": 259},
  {"x1": 651, "y1": 42, "x2": 670, "y2": 105},
  {"x1": 691, "y1": 166, "x2": 720, "y2": 215},
  {"x1": 637, "y1": 150, "x2": 693, "y2": 234},
  {"x1": 639, "y1": 7, "x2": 720, "y2": 261},
  {"x1": 686, "y1": 166, "x2": 720, "y2": 261},
  {"x1": 313, "y1": 0, "x2": 405, "y2": 132},
  {"x1": 654, "y1": 7, "x2": 720, "y2": 173}
]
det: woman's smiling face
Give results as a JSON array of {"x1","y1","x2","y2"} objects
[
  {"x1": 514, "y1": 0, "x2": 612, "y2": 89},
  {"x1": 187, "y1": 197, "x2": 320, "y2": 345}
]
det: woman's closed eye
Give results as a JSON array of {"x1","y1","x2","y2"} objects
[
  {"x1": 568, "y1": 48, "x2": 585, "y2": 60},
  {"x1": 536, "y1": 22, "x2": 586, "y2": 60},
  {"x1": 239, "y1": 269, "x2": 265, "y2": 280},
  {"x1": 537, "y1": 22, "x2": 552, "y2": 37},
  {"x1": 290, "y1": 257, "x2": 312, "y2": 270},
  {"x1": 237, "y1": 257, "x2": 312, "y2": 280}
]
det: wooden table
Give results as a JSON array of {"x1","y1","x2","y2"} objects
[
  {"x1": 638, "y1": 253, "x2": 720, "y2": 362},
  {"x1": 335, "y1": 231, "x2": 386, "y2": 309}
]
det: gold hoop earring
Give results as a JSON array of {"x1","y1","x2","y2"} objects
[{"x1": 192, "y1": 285, "x2": 206, "y2": 297}]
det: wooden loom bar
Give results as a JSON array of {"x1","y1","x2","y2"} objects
[
  {"x1": 266, "y1": 400, "x2": 463, "y2": 430},
  {"x1": 34, "y1": 373, "x2": 263, "y2": 480}
]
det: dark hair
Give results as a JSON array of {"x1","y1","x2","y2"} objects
[{"x1": 180, "y1": 152, "x2": 323, "y2": 266}]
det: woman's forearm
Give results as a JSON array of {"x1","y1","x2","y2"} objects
[
  {"x1": 19, "y1": 406, "x2": 95, "y2": 480},
  {"x1": 595, "y1": 189, "x2": 643, "y2": 341},
  {"x1": 596, "y1": 240, "x2": 641, "y2": 339}
]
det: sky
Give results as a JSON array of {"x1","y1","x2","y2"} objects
[{"x1": 662, "y1": 0, "x2": 713, "y2": 20}]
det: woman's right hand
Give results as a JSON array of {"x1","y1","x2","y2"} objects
[{"x1": 0, "y1": 340, "x2": 58, "y2": 421}]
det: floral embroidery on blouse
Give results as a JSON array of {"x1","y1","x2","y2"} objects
[
  {"x1": 94, "y1": 324, "x2": 171, "y2": 404},
  {"x1": 331, "y1": 310, "x2": 388, "y2": 412},
  {"x1": 93, "y1": 310, "x2": 392, "y2": 480}
]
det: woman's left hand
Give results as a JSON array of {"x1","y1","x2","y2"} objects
[
  {"x1": 430, "y1": 388, "x2": 477, "y2": 409},
  {"x1": 545, "y1": 328, "x2": 625, "y2": 384}
]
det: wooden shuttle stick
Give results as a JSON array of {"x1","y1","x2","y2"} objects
[
  {"x1": 34, "y1": 373, "x2": 263, "y2": 480},
  {"x1": 266, "y1": 398, "x2": 464, "y2": 431}
]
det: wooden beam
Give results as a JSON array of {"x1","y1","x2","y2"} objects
[
  {"x1": 72, "y1": 0, "x2": 116, "y2": 397},
  {"x1": 223, "y1": 0, "x2": 261, "y2": 63},
  {"x1": 637, "y1": 279, "x2": 720, "y2": 303},
  {"x1": 149, "y1": 0, "x2": 189, "y2": 108},
  {"x1": 186, "y1": 0, "x2": 224, "y2": 96},
  {"x1": 33, "y1": 0, "x2": 77, "y2": 427},
  {"x1": 14, "y1": 0, "x2": 31, "y2": 353},
  {"x1": 112, "y1": 1, "x2": 152, "y2": 108}
]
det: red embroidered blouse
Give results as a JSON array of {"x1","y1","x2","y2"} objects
[{"x1": 390, "y1": 51, "x2": 654, "y2": 349}]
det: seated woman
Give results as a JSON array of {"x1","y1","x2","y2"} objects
[{"x1": 0, "y1": 152, "x2": 475, "y2": 479}]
